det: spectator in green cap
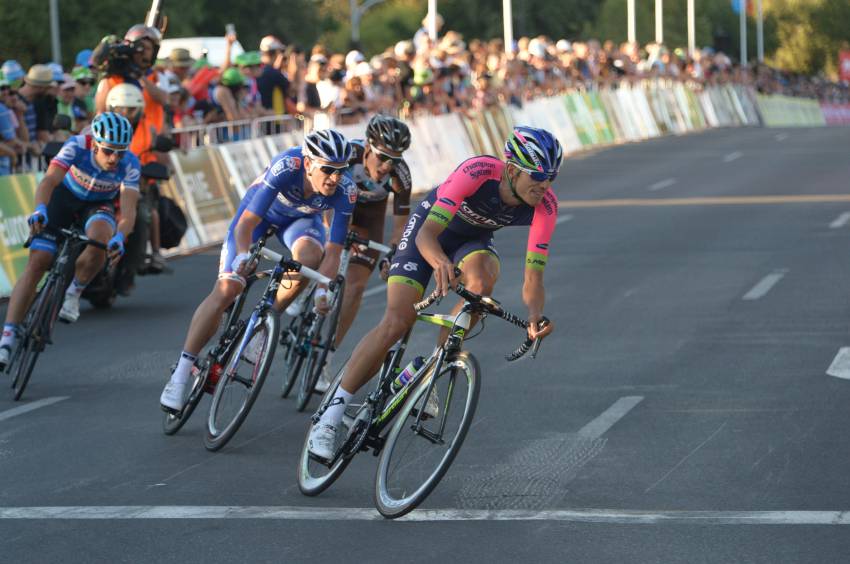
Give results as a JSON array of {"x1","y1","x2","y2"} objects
[
  {"x1": 213, "y1": 67, "x2": 251, "y2": 122},
  {"x1": 235, "y1": 51, "x2": 263, "y2": 110},
  {"x1": 72, "y1": 66, "x2": 96, "y2": 114}
]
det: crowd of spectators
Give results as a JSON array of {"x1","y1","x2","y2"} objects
[{"x1": 1, "y1": 13, "x2": 848, "y2": 176}]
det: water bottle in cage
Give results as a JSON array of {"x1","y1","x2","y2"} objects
[{"x1": 390, "y1": 356, "x2": 425, "y2": 393}]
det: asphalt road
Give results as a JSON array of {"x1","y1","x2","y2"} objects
[{"x1": 3, "y1": 126, "x2": 850, "y2": 563}]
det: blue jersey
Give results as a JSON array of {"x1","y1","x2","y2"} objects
[
  {"x1": 50, "y1": 134, "x2": 141, "y2": 202},
  {"x1": 243, "y1": 146, "x2": 356, "y2": 245}
]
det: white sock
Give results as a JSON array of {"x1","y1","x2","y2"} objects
[
  {"x1": 320, "y1": 387, "x2": 353, "y2": 429},
  {"x1": 172, "y1": 351, "x2": 197, "y2": 385},
  {"x1": 66, "y1": 278, "x2": 87, "y2": 298},
  {"x1": 0, "y1": 324, "x2": 18, "y2": 349}
]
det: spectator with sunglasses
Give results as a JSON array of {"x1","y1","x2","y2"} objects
[
  {"x1": 72, "y1": 66, "x2": 97, "y2": 117},
  {"x1": 0, "y1": 112, "x2": 140, "y2": 366},
  {"x1": 308, "y1": 125, "x2": 560, "y2": 460},
  {"x1": 160, "y1": 129, "x2": 357, "y2": 413}
]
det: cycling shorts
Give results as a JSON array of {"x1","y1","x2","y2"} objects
[
  {"x1": 30, "y1": 186, "x2": 117, "y2": 255},
  {"x1": 387, "y1": 203, "x2": 499, "y2": 296},
  {"x1": 218, "y1": 206, "x2": 326, "y2": 286}
]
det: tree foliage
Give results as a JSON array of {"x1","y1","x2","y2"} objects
[{"x1": 0, "y1": 0, "x2": 846, "y2": 78}]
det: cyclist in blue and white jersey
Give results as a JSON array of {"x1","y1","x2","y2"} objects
[
  {"x1": 159, "y1": 129, "x2": 357, "y2": 412},
  {"x1": 0, "y1": 112, "x2": 140, "y2": 367}
]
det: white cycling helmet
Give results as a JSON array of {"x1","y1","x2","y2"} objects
[{"x1": 106, "y1": 83, "x2": 144, "y2": 109}]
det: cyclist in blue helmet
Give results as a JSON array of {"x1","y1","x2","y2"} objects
[
  {"x1": 160, "y1": 129, "x2": 358, "y2": 412},
  {"x1": 0, "y1": 112, "x2": 141, "y2": 366}
]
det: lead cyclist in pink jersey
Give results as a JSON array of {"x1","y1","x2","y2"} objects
[{"x1": 308, "y1": 125, "x2": 562, "y2": 459}]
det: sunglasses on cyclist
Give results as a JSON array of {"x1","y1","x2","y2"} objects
[
  {"x1": 369, "y1": 143, "x2": 402, "y2": 164},
  {"x1": 528, "y1": 170, "x2": 557, "y2": 182},
  {"x1": 314, "y1": 163, "x2": 346, "y2": 176},
  {"x1": 96, "y1": 144, "x2": 128, "y2": 157}
]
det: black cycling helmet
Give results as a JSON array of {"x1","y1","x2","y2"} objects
[
  {"x1": 125, "y1": 24, "x2": 162, "y2": 61},
  {"x1": 366, "y1": 114, "x2": 411, "y2": 153}
]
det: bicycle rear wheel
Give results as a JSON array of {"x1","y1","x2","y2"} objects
[
  {"x1": 374, "y1": 351, "x2": 480, "y2": 519},
  {"x1": 11, "y1": 278, "x2": 63, "y2": 401},
  {"x1": 296, "y1": 279, "x2": 345, "y2": 412},
  {"x1": 297, "y1": 356, "x2": 368, "y2": 496},
  {"x1": 279, "y1": 311, "x2": 310, "y2": 398},
  {"x1": 204, "y1": 312, "x2": 279, "y2": 451}
]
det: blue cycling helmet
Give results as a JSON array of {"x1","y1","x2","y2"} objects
[
  {"x1": 503, "y1": 125, "x2": 563, "y2": 181},
  {"x1": 1, "y1": 60, "x2": 24, "y2": 85},
  {"x1": 91, "y1": 112, "x2": 133, "y2": 148},
  {"x1": 302, "y1": 129, "x2": 352, "y2": 165}
]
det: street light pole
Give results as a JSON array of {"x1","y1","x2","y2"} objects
[
  {"x1": 50, "y1": 0, "x2": 61, "y2": 64},
  {"x1": 350, "y1": 0, "x2": 386, "y2": 46},
  {"x1": 627, "y1": 0, "x2": 636, "y2": 44},
  {"x1": 687, "y1": 0, "x2": 695, "y2": 56},
  {"x1": 427, "y1": 0, "x2": 438, "y2": 41},
  {"x1": 739, "y1": 0, "x2": 748, "y2": 65},
  {"x1": 503, "y1": 0, "x2": 514, "y2": 55},
  {"x1": 756, "y1": 0, "x2": 764, "y2": 63},
  {"x1": 655, "y1": 0, "x2": 663, "y2": 44}
]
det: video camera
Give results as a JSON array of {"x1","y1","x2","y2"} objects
[{"x1": 92, "y1": 36, "x2": 144, "y2": 80}]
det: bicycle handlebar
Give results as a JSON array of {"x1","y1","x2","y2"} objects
[
  {"x1": 24, "y1": 227, "x2": 109, "y2": 251},
  {"x1": 257, "y1": 247, "x2": 332, "y2": 286},
  {"x1": 345, "y1": 230, "x2": 392, "y2": 255},
  {"x1": 414, "y1": 276, "x2": 550, "y2": 362}
]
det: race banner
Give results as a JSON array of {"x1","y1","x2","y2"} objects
[
  {"x1": 840, "y1": 51, "x2": 850, "y2": 83},
  {"x1": 0, "y1": 174, "x2": 38, "y2": 296},
  {"x1": 821, "y1": 103, "x2": 850, "y2": 126}
]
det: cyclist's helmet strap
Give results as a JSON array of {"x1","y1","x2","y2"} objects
[
  {"x1": 503, "y1": 125, "x2": 563, "y2": 178},
  {"x1": 366, "y1": 114, "x2": 411, "y2": 153},
  {"x1": 303, "y1": 129, "x2": 352, "y2": 164},
  {"x1": 91, "y1": 112, "x2": 133, "y2": 148}
]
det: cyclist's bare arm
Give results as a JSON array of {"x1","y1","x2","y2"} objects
[
  {"x1": 34, "y1": 164, "x2": 65, "y2": 208},
  {"x1": 415, "y1": 218, "x2": 455, "y2": 296},
  {"x1": 317, "y1": 242, "x2": 343, "y2": 283},
  {"x1": 233, "y1": 210, "x2": 263, "y2": 255},
  {"x1": 116, "y1": 187, "x2": 140, "y2": 239},
  {"x1": 522, "y1": 267, "x2": 552, "y2": 340}
]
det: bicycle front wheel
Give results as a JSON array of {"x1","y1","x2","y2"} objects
[
  {"x1": 11, "y1": 277, "x2": 63, "y2": 401},
  {"x1": 162, "y1": 359, "x2": 209, "y2": 436},
  {"x1": 296, "y1": 279, "x2": 345, "y2": 412},
  {"x1": 204, "y1": 312, "x2": 279, "y2": 451},
  {"x1": 374, "y1": 351, "x2": 480, "y2": 519}
]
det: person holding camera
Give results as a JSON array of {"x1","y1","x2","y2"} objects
[{"x1": 93, "y1": 25, "x2": 168, "y2": 137}]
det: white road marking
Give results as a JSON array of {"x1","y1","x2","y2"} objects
[
  {"x1": 3, "y1": 505, "x2": 850, "y2": 525},
  {"x1": 829, "y1": 212, "x2": 850, "y2": 229},
  {"x1": 775, "y1": 133, "x2": 789, "y2": 141},
  {"x1": 556, "y1": 214, "x2": 574, "y2": 225},
  {"x1": 362, "y1": 285, "x2": 386, "y2": 299},
  {"x1": 578, "y1": 396, "x2": 644, "y2": 439},
  {"x1": 0, "y1": 396, "x2": 69, "y2": 422},
  {"x1": 742, "y1": 270, "x2": 787, "y2": 300},
  {"x1": 826, "y1": 347, "x2": 850, "y2": 379},
  {"x1": 648, "y1": 178, "x2": 677, "y2": 192},
  {"x1": 723, "y1": 151, "x2": 743, "y2": 163}
]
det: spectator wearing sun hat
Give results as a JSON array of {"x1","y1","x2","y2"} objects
[
  {"x1": 1, "y1": 61, "x2": 25, "y2": 89},
  {"x1": 17, "y1": 64, "x2": 58, "y2": 147},
  {"x1": 0, "y1": 72, "x2": 21, "y2": 175}
]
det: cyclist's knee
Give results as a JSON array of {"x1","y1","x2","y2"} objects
[
  {"x1": 291, "y1": 238, "x2": 323, "y2": 269},
  {"x1": 25, "y1": 251, "x2": 52, "y2": 276},
  {"x1": 211, "y1": 279, "x2": 243, "y2": 308},
  {"x1": 378, "y1": 308, "x2": 416, "y2": 343},
  {"x1": 462, "y1": 272, "x2": 498, "y2": 296},
  {"x1": 346, "y1": 271, "x2": 369, "y2": 298}
]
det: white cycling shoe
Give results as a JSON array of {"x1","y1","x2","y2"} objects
[
  {"x1": 0, "y1": 344, "x2": 11, "y2": 371},
  {"x1": 58, "y1": 294, "x2": 81, "y2": 323},
  {"x1": 308, "y1": 423, "x2": 337, "y2": 461},
  {"x1": 160, "y1": 379, "x2": 191, "y2": 413}
]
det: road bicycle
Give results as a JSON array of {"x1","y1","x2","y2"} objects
[
  {"x1": 297, "y1": 275, "x2": 547, "y2": 518},
  {"x1": 6, "y1": 228, "x2": 107, "y2": 400},
  {"x1": 278, "y1": 230, "x2": 391, "y2": 412},
  {"x1": 161, "y1": 227, "x2": 331, "y2": 452}
]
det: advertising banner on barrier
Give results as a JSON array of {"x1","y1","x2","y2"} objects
[
  {"x1": 217, "y1": 139, "x2": 271, "y2": 198},
  {"x1": 583, "y1": 93, "x2": 616, "y2": 144},
  {"x1": 168, "y1": 147, "x2": 240, "y2": 247},
  {"x1": 0, "y1": 174, "x2": 38, "y2": 296},
  {"x1": 756, "y1": 95, "x2": 826, "y2": 127},
  {"x1": 821, "y1": 103, "x2": 850, "y2": 125},
  {"x1": 563, "y1": 93, "x2": 598, "y2": 146}
]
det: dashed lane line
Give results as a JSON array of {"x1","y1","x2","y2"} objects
[
  {"x1": 723, "y1": 151, "x2": 743, "y2": 163},
  {"x1": 0, "y1": 396, "x2": 69, "y2": 422},
  {"x1": 648, "y1": 178, "x2": 677, "y2": 192},
  {"x1": 742, "y1": 270, "x2": 788, "y2": 301},
  {"x1": 829, "y1": 212, "x2": 850, "y2": 229},
  {"x1": 559, "y1": 194, "x2": 850, "y2": 208}
]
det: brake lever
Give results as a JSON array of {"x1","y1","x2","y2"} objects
[{"x1": 529, "y1": 317, "x2": 550, "y2": 360}]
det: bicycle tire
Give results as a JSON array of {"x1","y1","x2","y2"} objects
[
  {"x1": 11, "y1": 276, "x2": 63, "y2": 401},
  {"x1": 297, "y1": 358, "x2": 364, "y2": 497},
  {"x1": 279, "y1": 311, "x2": 310, "y2": 398},
  {"x1": 204, "y1": 312, "x2": 279, "y2": 451},
  {"x1": 374, "y1": 351, "x2": 480, "y2": 519},
  {"x1": 295, "y1": 279, "x2": 345, "y2": 412}
]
